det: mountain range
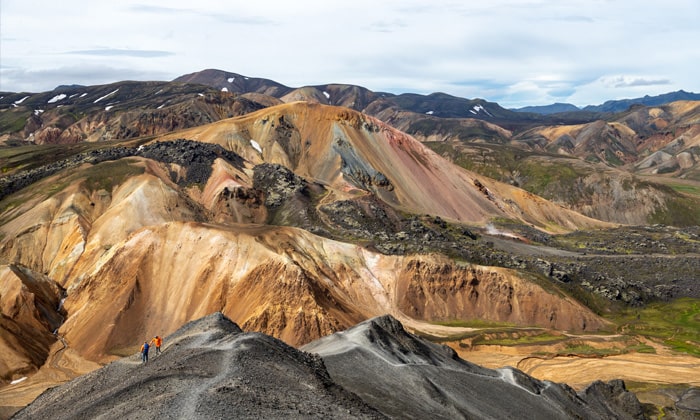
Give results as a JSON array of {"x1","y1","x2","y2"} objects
[
  {"x1": 1, "y1": 69, "x2": 699, "y2": 418},
  {"x1": 512, "y1": 90, "x2": 700, "y2": 114}
]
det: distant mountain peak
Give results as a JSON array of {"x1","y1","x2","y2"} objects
[
  {"x1": 582, "y1": 90, "x2": 700, "y2": 113},
  {"x1": 513, "y1": 103, "x2": 581, "y2": 115}
]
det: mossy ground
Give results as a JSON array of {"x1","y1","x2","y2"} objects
[{"x1": 432, "y1": 298, "x2": 700, "y2": 358}]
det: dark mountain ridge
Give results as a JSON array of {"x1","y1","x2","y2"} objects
[
  {"x1": 171, "y1": 69, "x2": 594, "y2": 130},
  {"x1": 583, "y1": 90, "x2": 700, "y2": 113},
  {"x1": 513, "y1": 102, "x2": 581, "y2": 114},
  {"x1": 13, "y1": 313, "x2": 644, "y2": 420}
]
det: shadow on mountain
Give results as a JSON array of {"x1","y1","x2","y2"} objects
[{"x1": 14, "y1": 313, "x2": 643, "y2": 419}]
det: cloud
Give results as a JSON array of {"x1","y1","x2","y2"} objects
[
  {"x1": 64, "y1": 49, "x2": 175, "y2": 58},
  {"x1": 603, "y1": 76, "x2": 672, "y2": 88},
  {"x1": 206, "y1": 14, "x2": 275, "y2": 25},
  {"x1": 129, "y1": 3, "x2": 273, "y2": 25},
  {"x1": 0, "y1": 0, "x2": 698, "y2": 107},
  {"x1": 366, "y1": 19, "x2": 408, "y2": 33},
  {"x1": 547, "y1": 87, "x2": 576, "y2": 98},
  {"x1": 127, "y1": 4, "x2": 192, "y2": 14},
  {"x1": 559, "y1": 15, "x2": 595, "y2": 23},
  {"x1": 0, "y1": 65, "x2": 172, "y2": 92}
]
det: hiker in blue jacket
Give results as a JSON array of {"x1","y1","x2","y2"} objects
[{"x1": 140, "y1": 341, "x2": 150, "y2": 364}]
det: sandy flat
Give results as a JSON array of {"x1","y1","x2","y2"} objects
[{"x1": 454, "y1": 347, "x2": 700, "y2": 390}]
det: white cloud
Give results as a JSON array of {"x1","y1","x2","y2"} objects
[{"x1": 1, "y1": 0, "x2": 698, "y2": 107}]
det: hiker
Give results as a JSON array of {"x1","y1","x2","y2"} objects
[
  {"x1": 150, "y1": 335, "x2": 162, "y2": 355},
  {"x1": 140, "y1": 341, "x2": 150, "y2": 364}
]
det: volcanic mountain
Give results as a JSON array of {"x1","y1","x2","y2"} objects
[
  {"x1": 13, "y1": 312, "x2": 644, "y2": 420},
  {"x1": 0, "y1": 81, "x2": 267, "y2": 145},
  {"x1": 156, "y1": 101, "x2": 607, "y2": 231}
]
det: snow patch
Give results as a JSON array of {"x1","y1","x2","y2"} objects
[
  {"x1": 105, "y1": 105, "x2": 114, "y2": 111},
  {"x1": 198, "y1": 93, "x2": 205, "y2": 97},
  {"x1": 14, "y1": 96, "x2": 30, "y2": 104},
  {"x1": 155, "y1": 89, "x2": 164, "y2": 95},
  {"x1": 221, "y1": 87, "x2": 228, "y2": 92},
  {"x1": 10, "y1": 377, "x2": 27, "y2": 385},
  {"x1": 425, "y1": 110, "x2": 434, "y2": 115},
  {"x1": 498, "y1": 368, "x2": 538, "y2": 395},
  {"x1": 244, "y1": 77, "x2": 249, "y2": 80},
  {"x1": 69, "y1": 93, "x2": 79, "y2": 98},
  {"x1": 250, "y1": 139, "x2": 262, "y2": 154},
  {"x1": 157, "y1": 103, "x2": 165, "y2": 109},
  {"x1": 227, "y1": 77, "x2": 235, "y2": 83},
  {"x1": 94, "y1": 89, "x2": 119, "y2": 103},
  {"x1": 471, "y1": 104, "x2": 493, "y2": 117},
  {"x1": 79, "y1": 93, "x2": 88, "y2": 98},
  {"x1": 34, "y1": 109, "x2": 45, "y2": 116},
  {"x1": 323, "y1": 91, "x2": 330, "y2": 99},
  {"x1": 48, "y1": 93, "x2": 67, "y2": 104}
]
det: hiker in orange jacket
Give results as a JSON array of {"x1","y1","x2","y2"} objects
[{"x1": 150, "y1": 335, "x2": 162, "y2": 355}]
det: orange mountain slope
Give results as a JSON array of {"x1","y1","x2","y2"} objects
[{"x1": 158, "y1": 101, "x2": 608, "y2": 232}]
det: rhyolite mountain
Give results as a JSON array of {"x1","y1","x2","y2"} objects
[
  {"x1": 1, "y1": 70, "x2": 700, "y2": 417},
  {"x1": 13, "y1": 312, "x2": 645, "y2": 420}
]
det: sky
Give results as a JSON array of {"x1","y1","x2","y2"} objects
[{"x1": 1, "y1": 0, "x2": 698, "y2": 108}]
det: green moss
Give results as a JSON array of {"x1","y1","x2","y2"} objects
[
  {"x1": 82, "y1": 159, "x2": 145, "y2": 193},
  {"x1": 0, "y1": 109, "x2": 30, "y2": 133},
  {"x1": 609, "y1": 298, "x2": 700, "y2": 357},
  {"x1": 624, "y1": 343, "x2": 656, "y2": 354},
  {"x1": 434, "y1": 319, "x2": 517, "y2": 328},
  {"x1": 562, "y1": 344, "x2": 618, "y2": 355},
  {"x1": 668, "y1": 183, "x2": 700, "y2": 197},
  {"x1": 649, "y1": 196, "x2": 700, "y2": 226},
  {"x1": 473, "y1": 332, "x2": 566, "y2": 346},
  {"x1": 603, "y1": 148, "x2": 624, "y2": 166}
]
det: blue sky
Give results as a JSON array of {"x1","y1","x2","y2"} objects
[{"x1": 1, "y1": 0, "x2": 698, "y2": 108}]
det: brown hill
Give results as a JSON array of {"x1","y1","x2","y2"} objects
[
  {"x1": 514, "y1": 101, "x2": 700, "y2": 174},
  {"x1": 157, "y1": 101, "x2": 607, "y2": 232}
]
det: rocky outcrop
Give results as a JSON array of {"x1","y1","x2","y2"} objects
[
  {"x1": 0, "y1": 139, "x2": 245, "y2": 201},
  {"x1": 303, "y1": 315, "x2": 644, "y2": 419},
  {"x1": 395, "y1": 257, "x2": 607, "y2": 331},
  {"x1": 13, "y1": 313, "x2": 384, "y2": 420},
  {"x1": 0, "y1": 265, "x2": 64, "y2": 383}
]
